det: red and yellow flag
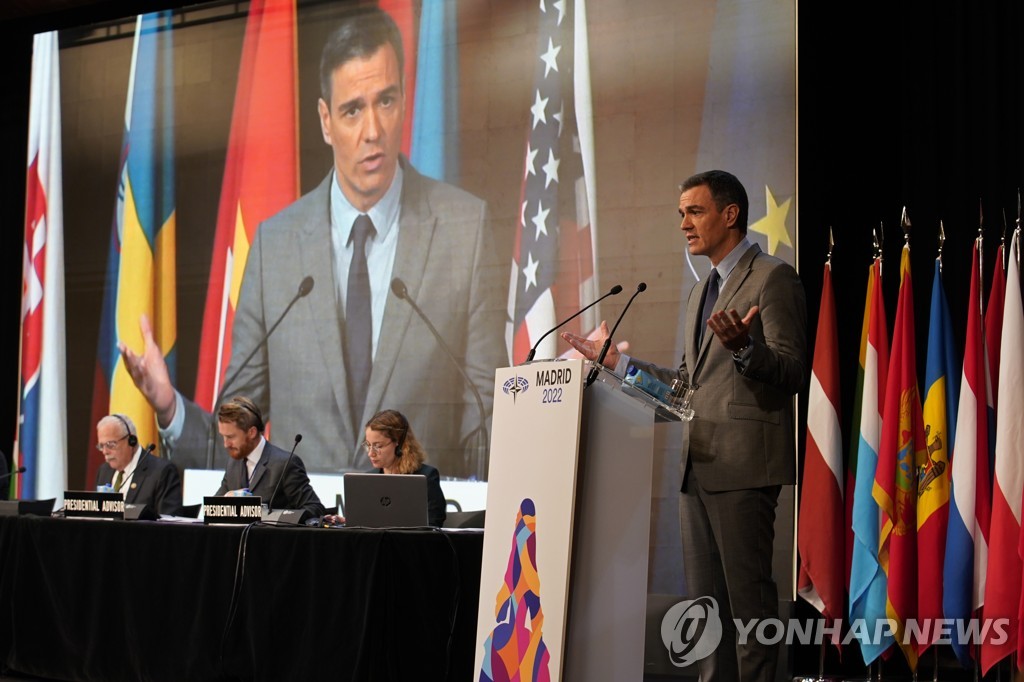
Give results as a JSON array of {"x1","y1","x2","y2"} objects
[
  {"x1": 873, "y1": 245, "x2": 926, "y2": 670},
  {"x1": 194, "y1": 0, "x2": 299, "y2": 410}
]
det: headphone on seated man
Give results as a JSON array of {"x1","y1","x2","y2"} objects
[{"x1": 113, "y1": 413, "x2": 138, "y2": 448}]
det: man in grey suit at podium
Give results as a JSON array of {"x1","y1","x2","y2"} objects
[
  {"x1": 563, "y1": 170, "x2": 807, "y2": 681},
  {"x1": 119, "y1": 6, "x2": 506, "y2": 479}
]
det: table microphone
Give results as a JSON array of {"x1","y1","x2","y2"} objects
[
  {"x1": 586, "y1": 282, "x2": 647, "y2": 386},
  {"x1": 204, "y1": 276, "x2": 315, "y2": 469},
  {"x1": 391, "y1": 277, "x2": 489, "y2": 478},
  {"x1": 117, "y1": 444, "x2": 156, "y2": 493},
  {"x1": 0, "y1": 466, "x2": 27, "y2": 482},
  {"x1": 265, "y1": 434, "x2": 302, "y2": 513},
  {"x1": 523, "y1": 284, "x2": 623, "y2": 363}
]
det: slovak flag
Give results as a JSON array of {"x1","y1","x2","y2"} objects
[{"x1": 15, "y1": 31, "x2": 67, "y2": 503}]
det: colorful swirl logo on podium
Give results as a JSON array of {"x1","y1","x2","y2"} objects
[
  {"x1": 478, "y1": 498, "x2": 550, "y2": 682},
  {"x1": 660, "y1": 596, "x2": 723, "y2": 667}
]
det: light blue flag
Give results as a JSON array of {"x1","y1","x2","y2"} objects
[{"x1": 410, "y1": 0, "x2": 458, "y2": 182}]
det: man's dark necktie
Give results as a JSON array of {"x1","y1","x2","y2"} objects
[
  {"x1": 346, "y1": 214, "x2": 375, "y2": 427},
  {"x1": 697, "y1": 268, "x2": 720, "y2": 347},
  {"x1": 113, "y1": 470, "x2": 124, "y2": 492}
]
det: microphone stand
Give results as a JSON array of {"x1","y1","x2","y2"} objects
[
  {"x1": 523, "y1": 284, "x2": 623, "y2": 363},
  {"x1": 0, "y1": 466, "x2": 27, "y2": 483},
  {"x1": 265, "y1": 434, "x2": 302, "y2": 513},
  {"x1": 391, "y1": 278, "x2": 489, "y2": 479},
  {"x1": 586, "y1": 282, "x2": 647, "y2": 387},
  {"x1": 117, "y1": 444, "x2": 156, "y2": 493},
  {"x1": 204, "y1": 277, "x2": 314, "y2": 469}
]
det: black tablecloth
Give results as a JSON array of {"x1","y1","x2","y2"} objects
[{"x1": 0, "y1": 515, "x2": 482, "y2": 681}]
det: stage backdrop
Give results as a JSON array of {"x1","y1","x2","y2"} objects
[{"x1": 24, "y1": 0, "x2": 796, "y2": 599}]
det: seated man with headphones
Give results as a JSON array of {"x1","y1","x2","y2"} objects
[
  {"x1": 95, "y1": 413, "x2": 183, "y2": 516},
  {"x1": 361, "y1": 409, "x2": 447, "y2": 528},
  {"x1": 214, "y1": 396, "x2": 325, "y2": 519}
]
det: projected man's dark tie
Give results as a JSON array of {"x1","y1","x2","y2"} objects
[{"x1": 346, "y1": 214, "x2": 375, "y2": 427}]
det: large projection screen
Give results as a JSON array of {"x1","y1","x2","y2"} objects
[{"x1": 38, "y1": 0, "x2": 795, "y2": 601}]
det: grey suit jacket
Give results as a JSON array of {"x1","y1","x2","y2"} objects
[
  {"x1": 215, "y1": 440, "x2": 325, "y2": 518},
  {"x1": 629, "y1": 243, "x2": 807, "y2": 491},
  {"x1": 170, "y1": 159, "x2": 507, "y2": 478},
  {"x1": 96, "y1": 451, "x2": 183, "y2": 516}
]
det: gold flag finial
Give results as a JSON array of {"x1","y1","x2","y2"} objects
[
  {"x1": 873, "y1": 221, "x2": 884, "y2": 260},
  {"x1": 901, "y1": 206, "x2": 911, "y2": 245},
  {"x1": 979, "y1": 198, "x2": 984, "y2": 237},
  {"x1": 937, "y1": 220, "x2": 946, "y2": 271},
  {"x1": 827, "y1": 227, "x2": 834, "y2": 266}
]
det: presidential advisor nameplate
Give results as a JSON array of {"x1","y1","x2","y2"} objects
[
  {"x1": 203, "y1": 496, "x2": 263, "y2": 524},
  {"x1": 64, "y1": 491, "x2": 125, "y2": 520}
]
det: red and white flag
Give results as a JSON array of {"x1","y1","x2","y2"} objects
[
  {"x1": 797, "y1": 260, "x2": 844, "y2": 634},
  {"x1": 984, "y1": 231, "x2": 1023, "y2": 674}
]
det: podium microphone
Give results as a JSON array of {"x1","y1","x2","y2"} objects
[
  {"x1": 204, "y1": 276, "x2": 314, "y2": 469},
  {"x1": 523, "y1": 284, "x2": 622, "y2": 363},
  {"x1": 391, "y1": 277, "x2": 489, "y2": 478},
  {"x1": 586, "y1": 282, "x2": 647, "y2": 387},
  {"x1": 0, "y1": 466, "x2": 26, "y2": 482},
  {"x1": 266, "y1": 434, "x2": 302, "y2": 513}
]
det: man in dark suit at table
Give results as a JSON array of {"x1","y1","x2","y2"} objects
[
  {"x1": 118, "y1": 5, "x2": 506, "y2": 480},
  {"x1": 95, "y1": 413, "x2": 182, "y2": 516},
  {"x1": 562, "y1": 170, "x2": 807, "y2": 681},
  {"x1": 214, "y1": 396, "x2": 325, "y2": 519}
]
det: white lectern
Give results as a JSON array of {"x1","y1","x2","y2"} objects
[{"x1": 474, "y1": 360, "x2": 678, "y2": 681}]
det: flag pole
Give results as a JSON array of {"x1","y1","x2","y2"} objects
[{"x1": 818, "y1": 228, "x2": 833, "y2": 682}]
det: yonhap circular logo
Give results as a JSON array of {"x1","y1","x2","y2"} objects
[{"x1": 660, "y1": 596, "x2": 722, "y2": 667}]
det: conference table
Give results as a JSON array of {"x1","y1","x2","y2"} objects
[{"x1": 0, "y1": 514, "x2": 483, "y2": 681}]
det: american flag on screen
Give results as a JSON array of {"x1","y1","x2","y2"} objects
[{"x1": 507, "y1": 0, "x2": 598, "y2": 364}]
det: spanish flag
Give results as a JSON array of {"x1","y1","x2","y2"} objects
[{"x1": 193, "y1": 0, "x2": 298, "y2": 411}]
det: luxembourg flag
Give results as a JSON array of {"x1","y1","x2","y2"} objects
[
  {"x1": 15, "y1": 31, "x2": 67, "y2": 503},
  {"x1": 848, "y1": 258, "x2": 892, "y2": 664},
  {"x1": 943, "y1": 239, "x2": 990, "y2": 669}
]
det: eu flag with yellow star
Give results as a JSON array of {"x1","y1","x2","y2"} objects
[{"x1": 675, "y1": 0, "x2": 796, "y2": 339}]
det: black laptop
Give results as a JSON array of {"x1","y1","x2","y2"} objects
[{"x1": 343, "y1": 473, "x2": 429, "y2": 528}]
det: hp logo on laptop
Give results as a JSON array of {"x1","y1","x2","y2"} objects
[{"x1": 378, "y1": 496, "x2": 392, "y2": 507}]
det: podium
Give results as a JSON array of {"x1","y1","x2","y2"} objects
[{"x1": 474, "y1": 359, "x2": 679, "y2": 681}]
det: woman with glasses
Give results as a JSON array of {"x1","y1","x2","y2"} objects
[{"x1": 361, "y1": 409, "x2": 446, "y2": 527}]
